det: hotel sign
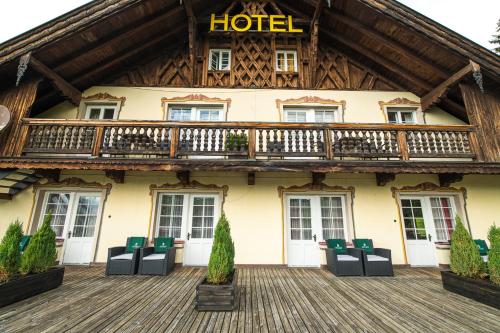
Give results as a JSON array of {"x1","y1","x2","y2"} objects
[{"x1": 210, "y1": 14, "x2": 303, "y2": 33}]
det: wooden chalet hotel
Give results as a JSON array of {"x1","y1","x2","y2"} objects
[{"x1": 0, "y1": 0, "x2": 498, "y2": 268}]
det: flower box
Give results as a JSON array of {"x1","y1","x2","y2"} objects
[
  {"x1": 195, "y1": 270, "x2": 237, "y2": 311},
  {"x1": 441, "y1": 270, "x2": 499, "y2": 309}
]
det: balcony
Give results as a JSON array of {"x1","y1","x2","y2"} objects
[{"x1": 15, "y1": 119, "x2": 478, "y2": 162}]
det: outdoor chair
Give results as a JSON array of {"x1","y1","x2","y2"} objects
[
  {"x1": 474, "y1": 239, "x2": 489, "y2": 262},
  {"x1": 19, "y1": 235, "x2": 31, "y2": 253},
  {"x1": 105, "y1": 236, "x2": 147, "y2": 275},
  {"x1": 325, "y1": 239, "x2": 364, "y2": 276},
  {"x1": 138, "y1": 237, "x2": 177, "y2": 276},
  {"x1": 353, "y1": 239, "x2": 394, "y2": 276}
]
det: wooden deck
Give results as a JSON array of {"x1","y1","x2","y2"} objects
[{"x1": 0, "y1": 266, "x2": 499, "y2": 333}]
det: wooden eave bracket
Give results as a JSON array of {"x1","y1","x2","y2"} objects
[
  {"x1": 35, "y1": 169, "x2": 60, "y2": 182},
  {"x1": 176, "y1": 170, "x2": 190, "y2": 185},
  {"x1": 376, "y1": 173, "x2": 396, "y2": 186},
  {"x1": 438, "y1": 173, "x2": 463, "y2": 187},
  {"x1": 312, "y1": 172, "x2": 326, "y2": 185},
  {"x1": 29, "y1": 55, "x2": 82, "y2": 106},
  {"x1": 248, "y1": 172, "x2": 256, "y2": 185},
  {"x1": 105, "y1": 170, "x2": 125, "y2": 184},
  {"x1": 421, "y1": 60, "x2": 480, "y2": 112}
]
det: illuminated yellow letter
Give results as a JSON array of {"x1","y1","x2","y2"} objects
[
  {"x1": 210, "y1": 14, "x2": 229, "y2": 31},
  {"x1": 288, "y1": 16, "x2": 303, "y2": 33},
  {"x1": 231, "y1": 14, "x2": 252, "y2": 32},
  {"x1": 251, "y1": 14, "x2": 267, "y2": 31},
  {"x1": 270, "y1": 15, "x2": 287, "y2": 32}
]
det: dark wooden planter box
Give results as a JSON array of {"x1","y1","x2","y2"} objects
[
  {"x1": 441, "y1": 270, "x2": 500, "y2": 309},
  {"x1": 196, "y1": 270, "x2": 237, "y2": 311},
  {"x1": 0, "y1": 266, "x2": 65, "y2": 308}
]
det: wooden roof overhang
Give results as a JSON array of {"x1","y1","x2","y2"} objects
[{"x1": 0, "y1": 0, "x2": 498, "y2": 120}]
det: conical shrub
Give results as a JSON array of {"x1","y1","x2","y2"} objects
[
  {"x1": 206, "y1": 213, "x2": 235, "y2": 284},
  {"x1": 0, "y1": 220, "x2": 23, "y2": 282},
  {"x1": 21, "y1": 213, "x2": 57, "y2": 274},
  {"x1": 450, "y1": 216, "x2": 485, "y2": 279},
  {"x1": 487, "y1": 224, "x2": 500, "y2": 285}
]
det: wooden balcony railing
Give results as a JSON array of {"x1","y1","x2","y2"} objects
[{"x1": 14, "y1": 119, "x2": 479, "y2": 161}]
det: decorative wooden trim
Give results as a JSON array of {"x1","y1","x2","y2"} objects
[
  {"x1": 105, "y1": 170, "x2": 125, "y2": 184},
  {"x1": 161, "y1": 94, "x2": 231, "y2": 120},
  {"x1": 277, "y1": 182, "x2": 355, "y2": 198},
  {"x1": 390, "y1": 182, "x2": 467, "y2": 199},
  {"x1": 149, "y1": 180, "x2": 229, "y2": 202},
  {"x1": 79, "y1": 93, "x2": 126, "y2": 119},
  {"x1": 378, "y1": 97, "x2": 423, "y2": 123},
  {"x1": 276, "y1": 96, "x2": 346, "y2": 122},
  {"x1": 33, "y1": 177, "x2": 113, "y2": 195}
]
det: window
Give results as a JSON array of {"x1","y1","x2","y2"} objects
[
  {"x1": 284, "y1": 106, "x2": 338, "y2": 123},
  {"x1": 289, "y1": 198, "x2": 312, "y2": 240},
  {"x1": 85, "y1": 104, "x2": 118, "y2": 120},
  {"x1": 191, "y1": 197, "x2": 216, "y2": 239},
  {"x1": 157, "y1": 194, "x2": 184, "y2": 238},
  {"x1": 168, "y1": 105, "x2": 223, "y2": 122},
  {"x1": 42, "y1": 193, "x2": 71, "y2": 238},
  {"x1": 430, "y1": 197, "x2": 455, "y2": 241},
  {"x1": 320, "y1": 197, "x2": 346, "y2": 240},
  {"x1": 209, "y1": 49, "x2": 231, "y2": 70},
  {"x1": 276, "y1": 50, "x2": 297, "y2": 72},
  {"x1": 387, "y1": 107, "x2": 417, "y2": 124}
]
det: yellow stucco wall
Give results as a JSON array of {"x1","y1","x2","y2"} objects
[
  {"x1": 36, "y1": 86, "x2": 465, "y2": 125},
  {"x1": 1, "y1": 171, "x2": 497, "y2": 266}
]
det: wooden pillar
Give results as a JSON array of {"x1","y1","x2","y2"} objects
[{"x1": 460, "y1": 84, "x2": 500, "y2": 162}]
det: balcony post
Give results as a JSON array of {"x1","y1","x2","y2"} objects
[
  {"x1": 324, "y1": 128, "x2": 333, "y2": 159},
  {"x1": 92, "y1": 127, "x2": 104, "y2": 157},
  {"x1": 248, "y1": 128, "x2": 256, "y2": 159},
  {"x1": 170, "y1": 127, "x2": 179, "y2": 159},
  {"x1": 468, "y1": 130, "x2": 483, "y2": 161},
  {"x1": 13, "y1": 123, "x2": 30, "y2": 157},
  {"x1": 397, "y1": 130, "x2": 409, "y2": 160}
]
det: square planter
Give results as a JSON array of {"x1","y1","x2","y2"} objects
[
  {"x1": 441, "y1": 270, "x2": 500, "y2": 309},
  {"x1": 196, "y1": 270, "x2": 237, "y2": 311},
  {"x1": 0, "y1": 266, "x2": 65, "y2": 308}
]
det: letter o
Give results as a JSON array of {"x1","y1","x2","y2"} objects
[{"x1": 231, "y1": 14, "x2": 252, "y2": 32}]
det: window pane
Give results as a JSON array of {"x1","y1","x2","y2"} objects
[
  {"x1": 401, "y1": 112, "x2": 415, "y2": 124},
  {"x1": 43, "y1": 193, "x2": 71, "y2": 238},
  {"x1": 221, "y1": 51, "x2": 230, "y2": 70},
  {"x1": 89, "y1": 108, "x2": 101, "y2": 119},
  {"x1": 158, "y1": 194, "x2": 184, "y2": 238},
  {"x1": 320, "y1": 197, "x2": 345, "y2": 242},
  {"x1": 430, "y1": 197, "x2": 455, "y2": 241},
  {"x1": 169, "y1": 107, "x2": 192, "y2": 121},
  {"x1": 277, "y1": 52, "x2": 285, "y2": 71},
  {"x1": 387, "y1": 112, "x2": 398, "y2": 123},
  {"x1": 286, "y1": 53, "x2": 295, "y2": 71},
  {"x1": 103, "y1": 108, "x2": 115, "y2": 120},
  {"x1": 210, "y1": 51, "x2": 219, "y2": 70}
]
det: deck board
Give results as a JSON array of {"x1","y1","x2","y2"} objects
[{"x1": 0, "y1": 266, "x2": 498, "y2": 333}]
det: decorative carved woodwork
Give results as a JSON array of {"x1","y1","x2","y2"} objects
[
  {"x1": 81, "y1": 93, "x2": 126, "y2": 103},
  {"x1": 376, "y1": 173, "x2": 396, "y2": 186},
  {"x1": 232, "y1": 35, "x2": 273, "y2": 88},
  {"x1": 35, "y1": 169, "x2": 61, "y2": 182},
  {"x1": 276, "y1": 96, "x2": 346, "y2": 121},
  {"x1": 176, "y1": 171, "x2": 190, "y2": 185},
  {"x1": 438, "y1": 173, "x2": 463, "y2": 187},
  {"x1": 391, "y1": 182, "x2": 467, "y2": 199},
  {"x1": 378, "y1": 97, "x2": 422, "y2": 122},
  {"x1": 312, "y1": 172, "x2": 326, "y2": 185},
  {"x1": 278, "y1": 183, "x2": 355, "y2": 198},
  {"x1": 33, "y1": 177, "x2": 112, "y2": 195},
  {"x1": 16, "y1": 53, "x2": 31, "y2": 87},
  {"x1": 105, "y1": 170, "x2": 125, "y2": 184},
  {"x1": 149, "y1": 180, "x2": 229, "y2": 201},
  {"x1": 248, "y1": 172, "x2": 256, "y2": 185},
  {"x1": 161, "y1": 94, "x2": 231, "y2": 120}
]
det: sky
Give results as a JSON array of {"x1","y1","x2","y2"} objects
[{"x1": 0, "y1": 0, "x2": 498, "y2": 51}]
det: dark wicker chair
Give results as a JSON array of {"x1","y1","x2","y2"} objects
[
  {"x1": 474, "y1": 239, "x2": 489, "y2": 262},
  {"x1": 138, "y1": 237, "x2": 177, "y2": 276},
  {"x1": 105, "y1": 237, "x2": 147, "y2": 276},
  {"x1": 353, "y1": 239, "x2": 394, "y2": 276},
  {"x1": 325, "y1": 239, "x2": 364, "y2": 276}
]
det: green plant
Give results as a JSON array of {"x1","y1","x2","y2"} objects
[
  {"x1": 487, "y1": 224, "x2": 500, "y2": 285},
  {"x1": 450, "y1": 216, "x2": 485, "y2": 279},
  {"x1": 0, "y1": 221, "x2": 23, "y2": 282},
  {"x1": 21, "y1": 213, "x2": 57, "y2": 274},
  {"x1": 206, "y1": 213, "x2": 235, "y2": 284},
  {"x1": 226, "y1": 132, "x2": 248, "y2": 151}
]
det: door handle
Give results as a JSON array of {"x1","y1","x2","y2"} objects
[
  {"x1": 67, "y1": 231, "x2": 72, "y2": 239},
  {"x1": 313, "y1": 234, "x2": 317, "y2": 242},
  {"x1": 187, "y1": 233, "x2": 191, "y2": 240},
  {"x1": 428, "y1": 234, "x2": 432, "y2": 242}
]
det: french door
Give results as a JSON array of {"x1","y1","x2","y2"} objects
[
  {"x1": 40, "y1": 192, "x2": 102, "y2": 265},
  {"x1": 400, "y1": 196, "x2": 456, "y2": 267},
  {"x1": 286, "y1": 195, "x2": 347, "y2": 267}
]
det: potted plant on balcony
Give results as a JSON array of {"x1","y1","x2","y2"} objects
[
  {"x1": 441, "y1": 217, "x2": 499, "y2": 309},
  {"x1": 226, "y1": 132, "x2": 248, "y2": 156},
  {"x1": 196, "y1": 213, "x2": 236, "y2": 311},
  {"x1": 0, "y1": 214, "x2": 64, "y2": 308}
]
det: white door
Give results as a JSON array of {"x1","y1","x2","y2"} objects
[
  {"x1": 400, "y1": 197, "x2": 438, "y2": 267},
  {"x1": 287, "y1": 196, "x2": 321, "y2": 267},
  {"x1": 184, "y1": 194, "x2": 219, "y2": 266},
  {"x1": 63, "y1": 193, "x2": 101, "y2": 264}
]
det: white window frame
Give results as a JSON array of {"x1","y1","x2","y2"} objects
[
  {"x1": 209, "y1": 49, "x2": 231, "y2": 71},
  {"x1": 84, "y1": 103, "x2": 119, "y2": 120},
  {"x1": 386, "y1": 107, "x2": 418, "y2": 125},
  {"x1": 167, "y1": 105, "x2": 224, "y2": 122},
  {"x1": 283, "y1": 106, "x2": 339, "y2": 123},
  {"x1": 39, "y1": 191, "x2": 73, "y2": 239},
  {"x1": 276, "y1": 50, "x2": 298, "y2": 72}
]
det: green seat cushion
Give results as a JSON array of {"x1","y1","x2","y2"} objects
[
  {"x1": 154, "y1": 237, "x2": 174, "y2": 253},
  {"x1": 353, "y1": 239, "x2": 374, "y2": 254},
  {"x1": 126, "y1": 237, "x2": 146, "y2": 253},
  {"x1": 474, "y1": 239, "x2": 489, "y2": 256},
  {"x1": 326, "y1": 239, "x2": 347, "y2": 254},
  {"x1": 19, "y1": 235, "x2": 31, "y2": 252}
]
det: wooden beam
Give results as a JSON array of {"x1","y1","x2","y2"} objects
[
  {"x1": 310, "y1": 0, "x2": 324, "y2": 32},
  {"x1": 105, "y1": 170, "x2": 125, "y2": 184},
  {"x1": 438, "y1": 173, "x2": 463, "y2": 187},
  {"x1": 184, "y1": 0, "x2": 197, "y2": 86},
  {"x1": 421, "y1": 60, "x2": 479, "y2": 111},
  {"x1": 247, "y1": 172, "x2": 256, "y2": 185},
  {"x1": 376, "y1": 173, "x2": 396, "y2": 186},
  {"x1": 309, "y1": 0, "x2": 323, "y2": 87},
  {"x1": 30, "y1": 57, "x2": 81, "y2": 106}
]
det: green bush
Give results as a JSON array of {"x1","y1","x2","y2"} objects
[
  {"x1": 207, "y1": 213, "x2": 235, "y2": 284},
  {"x1": 487, "y1": 224, "x2": 500, "y2": 285},
  {"x1": 226, "y1": 133, "x2": 248, "y2": 151},
  {"x1": 450, "y1": 216, "x2": 485, "y2": 279},
  {"x1": 0, "y1": 221, "x2": 23, "y2": 282},
  {"x1": 21, "y1": 213, "x2": 57, "y2": 274}
]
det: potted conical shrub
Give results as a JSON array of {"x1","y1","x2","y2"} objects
[
  {"x1": 0, "y1": 214, "x2": 65, "y2": 308},
  {"x1": 441, "y1": 216, "x2": 499, "y2": 309},
  {"x1": 196, "y1": 213, "x2": 236, "y2": 311}
]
